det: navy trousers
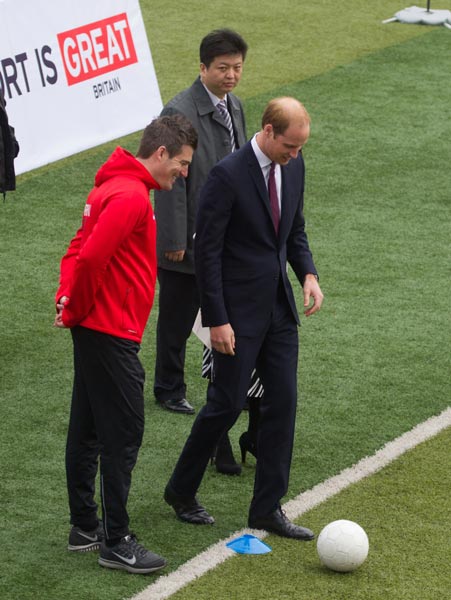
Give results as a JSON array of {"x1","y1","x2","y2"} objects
[
  {"x1": 169, "y1": 285, "x2": 299, "y2": 519},
  {"x1": 66, "y1": 326, "x2": 145, "y2": 541}
]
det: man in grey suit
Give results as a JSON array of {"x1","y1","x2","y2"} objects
[{"x1": 153, "y1": 29, "x2": 248, "y2": 414}]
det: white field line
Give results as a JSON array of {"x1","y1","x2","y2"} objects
[{"x1": 129, "y1": 407, "x2": 451, "y2": 600}]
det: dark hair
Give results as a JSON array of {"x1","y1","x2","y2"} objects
[
  {"x1": 137, "y1": 114, "x2": 198, "y2": 158},
  {"x1": 199, "y1": 29, "x2": 248, "y2": 68}
]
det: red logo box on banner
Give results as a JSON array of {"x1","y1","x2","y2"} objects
[{"x1": 57, "y1": 13, "x2": 138, "y2": 86}]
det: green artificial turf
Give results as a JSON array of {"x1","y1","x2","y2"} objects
[
  {"x1": 168, "y1": 429, "x2": 451, "y2": 600},
  {"x1": 142, "y1": 0, "x2": 431, "y2": 102},
  {"x1": 1, "y1": 1, "x2": 450, "y2": 599}
]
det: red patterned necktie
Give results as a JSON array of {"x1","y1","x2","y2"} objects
[{"x1": 268, "y1": 162, "x2": 280, "y2": 234}]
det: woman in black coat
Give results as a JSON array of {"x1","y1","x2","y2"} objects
[{"x1": 0, "y1": 89, "x2": 19, "y2": 196}]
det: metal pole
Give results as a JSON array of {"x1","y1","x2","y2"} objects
[{"x1": 426, "y1": 0, "x2": 431, "y2": 12}]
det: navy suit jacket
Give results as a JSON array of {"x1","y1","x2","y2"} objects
[{"x1": 195, "y1": 140, "x2": 317, "y2": 337}]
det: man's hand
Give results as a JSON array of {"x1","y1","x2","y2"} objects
[
  {"x1": 303, "y1": 274, "x2": 324, "y2": 317},
  {"x1": 54, "y1": 295, "x2": 69, "y2": 328},
  {"x1": 164, "y1": 250, "x2": 185, "y2": 262},
  {"x1": 210, "y1": 324, "x2": 235, "y2": 355}
]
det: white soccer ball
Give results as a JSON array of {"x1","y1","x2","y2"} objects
[{"x1": 317, "y1": 520, "x2": 369, "y2": 572}]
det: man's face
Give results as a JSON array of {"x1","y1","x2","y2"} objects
[
  {"x1": 263, "y1": 122, "x2": 310, "y2": 165},
  {"x1": 200, "y1": 53, "x2": 244, "y2": 98},
  {"x1": 158, "y1": 145, "x2": 194, "y2": 190}
]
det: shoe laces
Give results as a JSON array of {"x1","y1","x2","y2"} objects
[
  {"x1": 121, "y1": 533, "x2": 149, "y2": 558},
  {"x1": 278, "y1": 507, "x2": 290, "y2": 523},
  {"x1": 277, "y1": 508, "x2": 302, "y2": 532}
]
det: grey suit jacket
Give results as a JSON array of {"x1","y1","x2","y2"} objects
[{"x1": 154, "y1": 77, "x2": 246, "y2": 274}]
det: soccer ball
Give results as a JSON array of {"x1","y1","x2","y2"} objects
[{"x1": 316, "y1": 520, "x2": 369, "y2": 572}]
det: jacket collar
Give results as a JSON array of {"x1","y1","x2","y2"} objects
[
  {"x1": 245, "y1": 141, "x2": 295, "y2": 243},
  {"x1": 191, "y1": 77, "x2": 240, "y2": 117}
]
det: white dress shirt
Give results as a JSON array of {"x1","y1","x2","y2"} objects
[
  {"x1": 251, "y1": 134, "x2": 282, "y2": 211},
  {"x1": 202, "y1": 83, "x2": 227, "y2": 110}
]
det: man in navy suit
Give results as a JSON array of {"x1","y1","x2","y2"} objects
[{"x1": 164, "y1": 97, "x2": 323, "y2": 539}]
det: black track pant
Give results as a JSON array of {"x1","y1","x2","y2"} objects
[{"x1": 66, "y1": 326, "x2": 145, "y2": 541}]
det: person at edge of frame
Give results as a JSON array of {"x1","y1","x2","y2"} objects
[{"x1": 0, "y1": 88, "x2": 20, "y2": 199}]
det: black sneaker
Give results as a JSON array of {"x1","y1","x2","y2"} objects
[
  {"x1": 68, "y1": 522, "x2": 104, "y2": 552},
  {"x1": 98, "y1": 534, "x2": 167, "y2": 574}
]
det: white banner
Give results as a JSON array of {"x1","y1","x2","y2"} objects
[{"x1": 0, "y1": 0, "x2": 163, "y2": 174}]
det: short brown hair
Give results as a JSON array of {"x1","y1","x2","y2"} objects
[
  {"x1": 137, "y1": 114, "x2": 198, "y2": 158},
  {"x1": 261, "y1": 97, "x2": 310, "y2": 136}
]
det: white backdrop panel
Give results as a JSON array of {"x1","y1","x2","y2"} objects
[{"x1": 0, "y1": 0, "x2": 162, "y2": 174}]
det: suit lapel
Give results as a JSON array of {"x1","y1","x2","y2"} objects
[
  {"x1": 227, "y1": 95, "x2": 246, "y2": 148},
  {"x1": 192, "y1": 78, "x2": 245, "y2": 145},
  {"x1": 246, "y1": 146, "x2": 279, "y2": 238},
  {"x1": 192, "y1": 78, "x2": 229, "y2": 133},
  {"x1": 247, "y1": 147, "x2": 270, "y2": 209},
  {"x1": 212, "y1": 107, "x2": 229, "y2": 132},
  {"x1": 278, "y1": 166, "x2": 291, "y2": 240}
]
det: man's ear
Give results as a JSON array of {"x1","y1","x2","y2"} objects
[
  {"x1": 263, "y1": 124, "x2": 274, "y2": 138},
  {"x1": 156, "y1": 146, "x2": 167, "y2": 161}
]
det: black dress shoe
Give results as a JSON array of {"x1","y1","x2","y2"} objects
[
  {"x1": 248, "y1": 508, "x2": 314, "y2": 540},
  {"x1": 164, "y1": 484, "x2": 214, "y2": 525},
  {"x1": 160, "y1": 398, "x2": 195, "y2": 414}
]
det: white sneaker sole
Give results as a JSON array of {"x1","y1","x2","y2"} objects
[
  {"x1": 68, "y1": 542, "x2": 100, "y2": 552},
  {"x1": 98, "y1": 557, "x2": 167, "y2": 574}
]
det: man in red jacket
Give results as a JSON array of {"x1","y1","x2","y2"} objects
[{"x1": 54, "y1": 115, "x2": 197, "y2": 574}]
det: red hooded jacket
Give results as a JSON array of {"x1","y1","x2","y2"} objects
[{"x1": 56, "y1": 147, "x2": 160, "y2": 343}]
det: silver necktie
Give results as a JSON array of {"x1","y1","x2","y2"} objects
[{"x1": 217, "y1": 100, "x2": 236, "y2": 152}]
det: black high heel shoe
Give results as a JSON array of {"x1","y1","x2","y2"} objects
[
  {"x1": 211, "y1": 432, "x2": 241, "y2": 476},
  {"x1": 239, "y1": 431, "x2": 258, "y2": 463}
]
